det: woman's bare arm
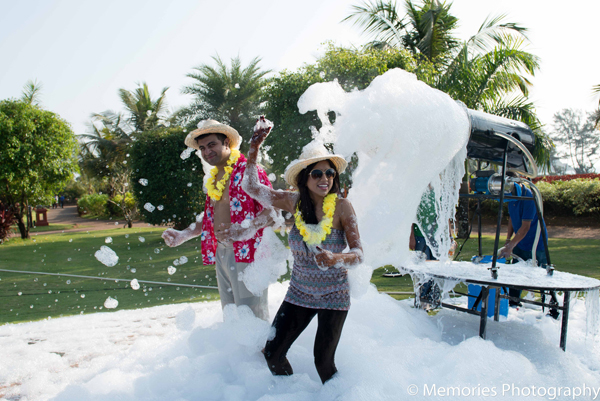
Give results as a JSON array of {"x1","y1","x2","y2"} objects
[
  {"x1": 243, "y1": 116, "x2": 297, "y2": 213},
  {"x1": 315, "y1": 198, "x2": 364, "y2": 267},
  {"x1": 215, "y1": 206, "x2": 282, "y2": 243}
]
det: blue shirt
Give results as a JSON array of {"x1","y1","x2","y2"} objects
[{"x1": 507, "y1": 185, "x2": 548, "y2": 252}]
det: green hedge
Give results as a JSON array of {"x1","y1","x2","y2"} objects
[
  {"x1": 537, "y1": 178, "x2": 600, "y2": 217},
  {"x1": 77, "y1": 194, "x2": 109, "y2": 216},
  {"x1": 472, "y1": 178, "x2": 600, "y2": 219},
  {"x1": 129, "y1": 127, "x2": 205, "y2": 230}
]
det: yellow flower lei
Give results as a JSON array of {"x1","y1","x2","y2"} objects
[
  {"x1": 206, "y1": 149, "x2": 240, "y2": 201},
  {"x1": 294, "y1": 193, "x2": 337, "y2": 245}
]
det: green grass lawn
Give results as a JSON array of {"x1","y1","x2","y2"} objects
[
  {"x1": 1, "y1": 229, "x2": 598, "y2": 324},
  {"x1": 0, "y1": 227, "x2": 220, "y2": 324},
  {"x1": 29, "y1": 223, "x2": 77, "y2": 233},
  {"x1": 372, "y1": 234, "x2": 600, "y2": 300}
]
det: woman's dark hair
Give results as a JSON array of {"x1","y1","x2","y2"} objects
[{"x1": 295, "y1": 159, "x2": 340, "y2": 224}]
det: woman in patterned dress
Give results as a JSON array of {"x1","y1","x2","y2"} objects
[{"x1": 243, "y1": 118, "x2": 364, "y2": 384}]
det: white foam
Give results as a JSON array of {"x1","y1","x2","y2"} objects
[
  {"x1": 175, "y1": 306, "x2": 196, "y2": 331},
  {"x1": 94, "y1": 246, "x2": 119, "y2": 267},
  {"x1": 103, "y1": 297, "x2": 118, "y2": 309},
  {"x1": 298, "y1": 68, "x2": 469, "y2": 272},
  {"x1": 242, "y1": 227, "x2": 289, "y2": 296},
  {"x1": 3, "y1": 285, "x2": 599, "y2": 401},
  {"x1": 180, "y1": 147, "x2": 194, "y2": 160}
]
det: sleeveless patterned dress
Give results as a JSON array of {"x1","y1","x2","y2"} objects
[{"x1": 284, "y1": 225, "x2": 350, "y2": 311}]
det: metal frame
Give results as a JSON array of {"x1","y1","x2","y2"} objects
[
  {"x1": 452, "y1": 138, "x2": 574, "y2": 350},
  {"x1": 441, "y1": 285, "x2": 571, "y2": 350}
]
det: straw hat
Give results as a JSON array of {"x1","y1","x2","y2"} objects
[
  {"x1": 284, "y1": 141, "x2": 348, "y2": 188},
  {"x1": 184, "y1": 119, "x2": 242, "y2": 150}
]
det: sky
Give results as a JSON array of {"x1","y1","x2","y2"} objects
[{"x1": 0, "y1": 0, "x2": 599, "y2": 143}]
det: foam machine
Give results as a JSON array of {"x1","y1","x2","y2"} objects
[
  {"x1": 456, "y1": 109, "x2": 564, "y2": 323},
  {"x1": 462, "y1": 109, "x2": 552, "y2": 279}
]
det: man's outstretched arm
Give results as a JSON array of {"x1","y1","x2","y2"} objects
[{"x1": 162, "y1": 214, "x2": 204, "y2": 247}]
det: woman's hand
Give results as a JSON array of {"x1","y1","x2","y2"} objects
[
  {"x1": 315, "y1": 246, "x2": 338, "y2": 268},
  {"x1": 248, "y1": 116, "x2": 273, "y2": 164}
]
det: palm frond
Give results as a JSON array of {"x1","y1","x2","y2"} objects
[
  {"x1": 342, "y1": 0, "x2": 406, "y2": 48},
  {"x1": 21, "y1": 79, "x2": 43, "y2": 105},
  {"x1": 467, "y1": 14, "x2": 529, "y2": 55}
]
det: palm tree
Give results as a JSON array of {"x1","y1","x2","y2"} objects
[
  {"x1": 344, "y1": 1, "x2": 550, "y2": 165},
  {"x1": 21, "y1": 79, "x2": 43, "y2": 105},
  {"x1": 343, "y1": 0, "x2": 407, "y2": 50},
  {"x1": 119, "y1": 82, "x2": 169, "y2": 133},
  {"x1": 78, "y1": 111, "x2": 139, "y2": 226},
  {"x1": 78, "y1": 111, "x2": 132, "y2": 196},
  {"x1": 403, "y1": 0, "x2": 459, "y2": 65},
  {"x1": 182, "y1": 55, "x2": 270, "y2": 143},
  {"x1": 344, "y1": 0, "x2": 459, "y2": 66}
]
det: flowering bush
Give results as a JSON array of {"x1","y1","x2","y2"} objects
[{"x1": 534, "y1": 174, "x2": 600, "y2": 183}]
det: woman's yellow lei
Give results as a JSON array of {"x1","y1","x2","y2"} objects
[
  {"x1": 294, "y1": 193, "x2": 337, "y2": 245},
  {"x1": 206, "y1": 149, "x2": 240, "y2": 201}
]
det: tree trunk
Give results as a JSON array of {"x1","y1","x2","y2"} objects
[{"x1": 16, "y1": 212, "x2": 29, "y2": 239}]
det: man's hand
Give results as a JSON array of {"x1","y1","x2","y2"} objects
[
  {"x1": 498, "y1": 243, "x2": 514, "y2": 259},
  {"x1": 162, "y1": 228, "x2": 183, "y2": 247}
]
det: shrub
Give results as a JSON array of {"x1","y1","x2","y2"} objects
[
  {"x1": 1, "y1": 209, "x2": 15, "y2": 243},
  {"x1": 537, "y1": 178, "x2": 600, "y2": 217},
  {"x1": 469, "y1": 178, "x2": 600, "y2": 220},
  {"x1": 61, "y1": 179, "x2": 86, "y2": 202},
  {"x1": 129, "y1": 127, "x2": 205, "y2": 230},
  {"x1": 112, "y1": 192, "x2": 136, "y2": 211},
  {"x1": 110, "y1": 192, "x2": 138, "y2": 227},
  {"x1": 77, "y1": 194, "x2": 109, "y2": 216}
]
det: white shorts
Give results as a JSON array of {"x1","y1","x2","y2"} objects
[{"x1": 215, "y1": 242, "x2": 269, "y2": 320}]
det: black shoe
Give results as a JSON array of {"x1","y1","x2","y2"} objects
[
  {"x1": 547, "y1": 309, "x2": 560, "y2": 320},
  {"x1": 509, "y1": 301, "x2": 523, "y2": 308}
]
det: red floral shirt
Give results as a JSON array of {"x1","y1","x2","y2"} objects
[{"x1": 201, "y1": 154, "x2": 272, "y2": 265}]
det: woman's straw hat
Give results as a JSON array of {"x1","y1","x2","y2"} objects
[
  {"x1": 284, "y1": 141, "x2": 347, "y2": 188},
  {"x1": 184, "y1": 119, "x2": 242, "y2": 150}
]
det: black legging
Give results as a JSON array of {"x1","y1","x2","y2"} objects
[{"x1": 263, "y1": 301, "x2": 348, "y2": 384}]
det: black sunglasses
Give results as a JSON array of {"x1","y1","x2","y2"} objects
[{"x1": 309, "y1": 168, "x2": 336, "y2": 180}]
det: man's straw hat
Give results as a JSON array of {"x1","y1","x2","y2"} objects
[
  {"x1": 184, "y1": 119, "x2": 242, "y2": 150},
  {"x1": 284, "y1": 141, "x2": 347, "y2": 188}
]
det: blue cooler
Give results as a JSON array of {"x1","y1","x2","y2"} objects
[{"x1": 467, "y1": 285, "x2": 509, "y2": 318}]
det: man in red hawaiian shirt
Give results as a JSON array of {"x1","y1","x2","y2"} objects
[{"x1": 162, "y1": 119, "x2": 274, "y2": 320}]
